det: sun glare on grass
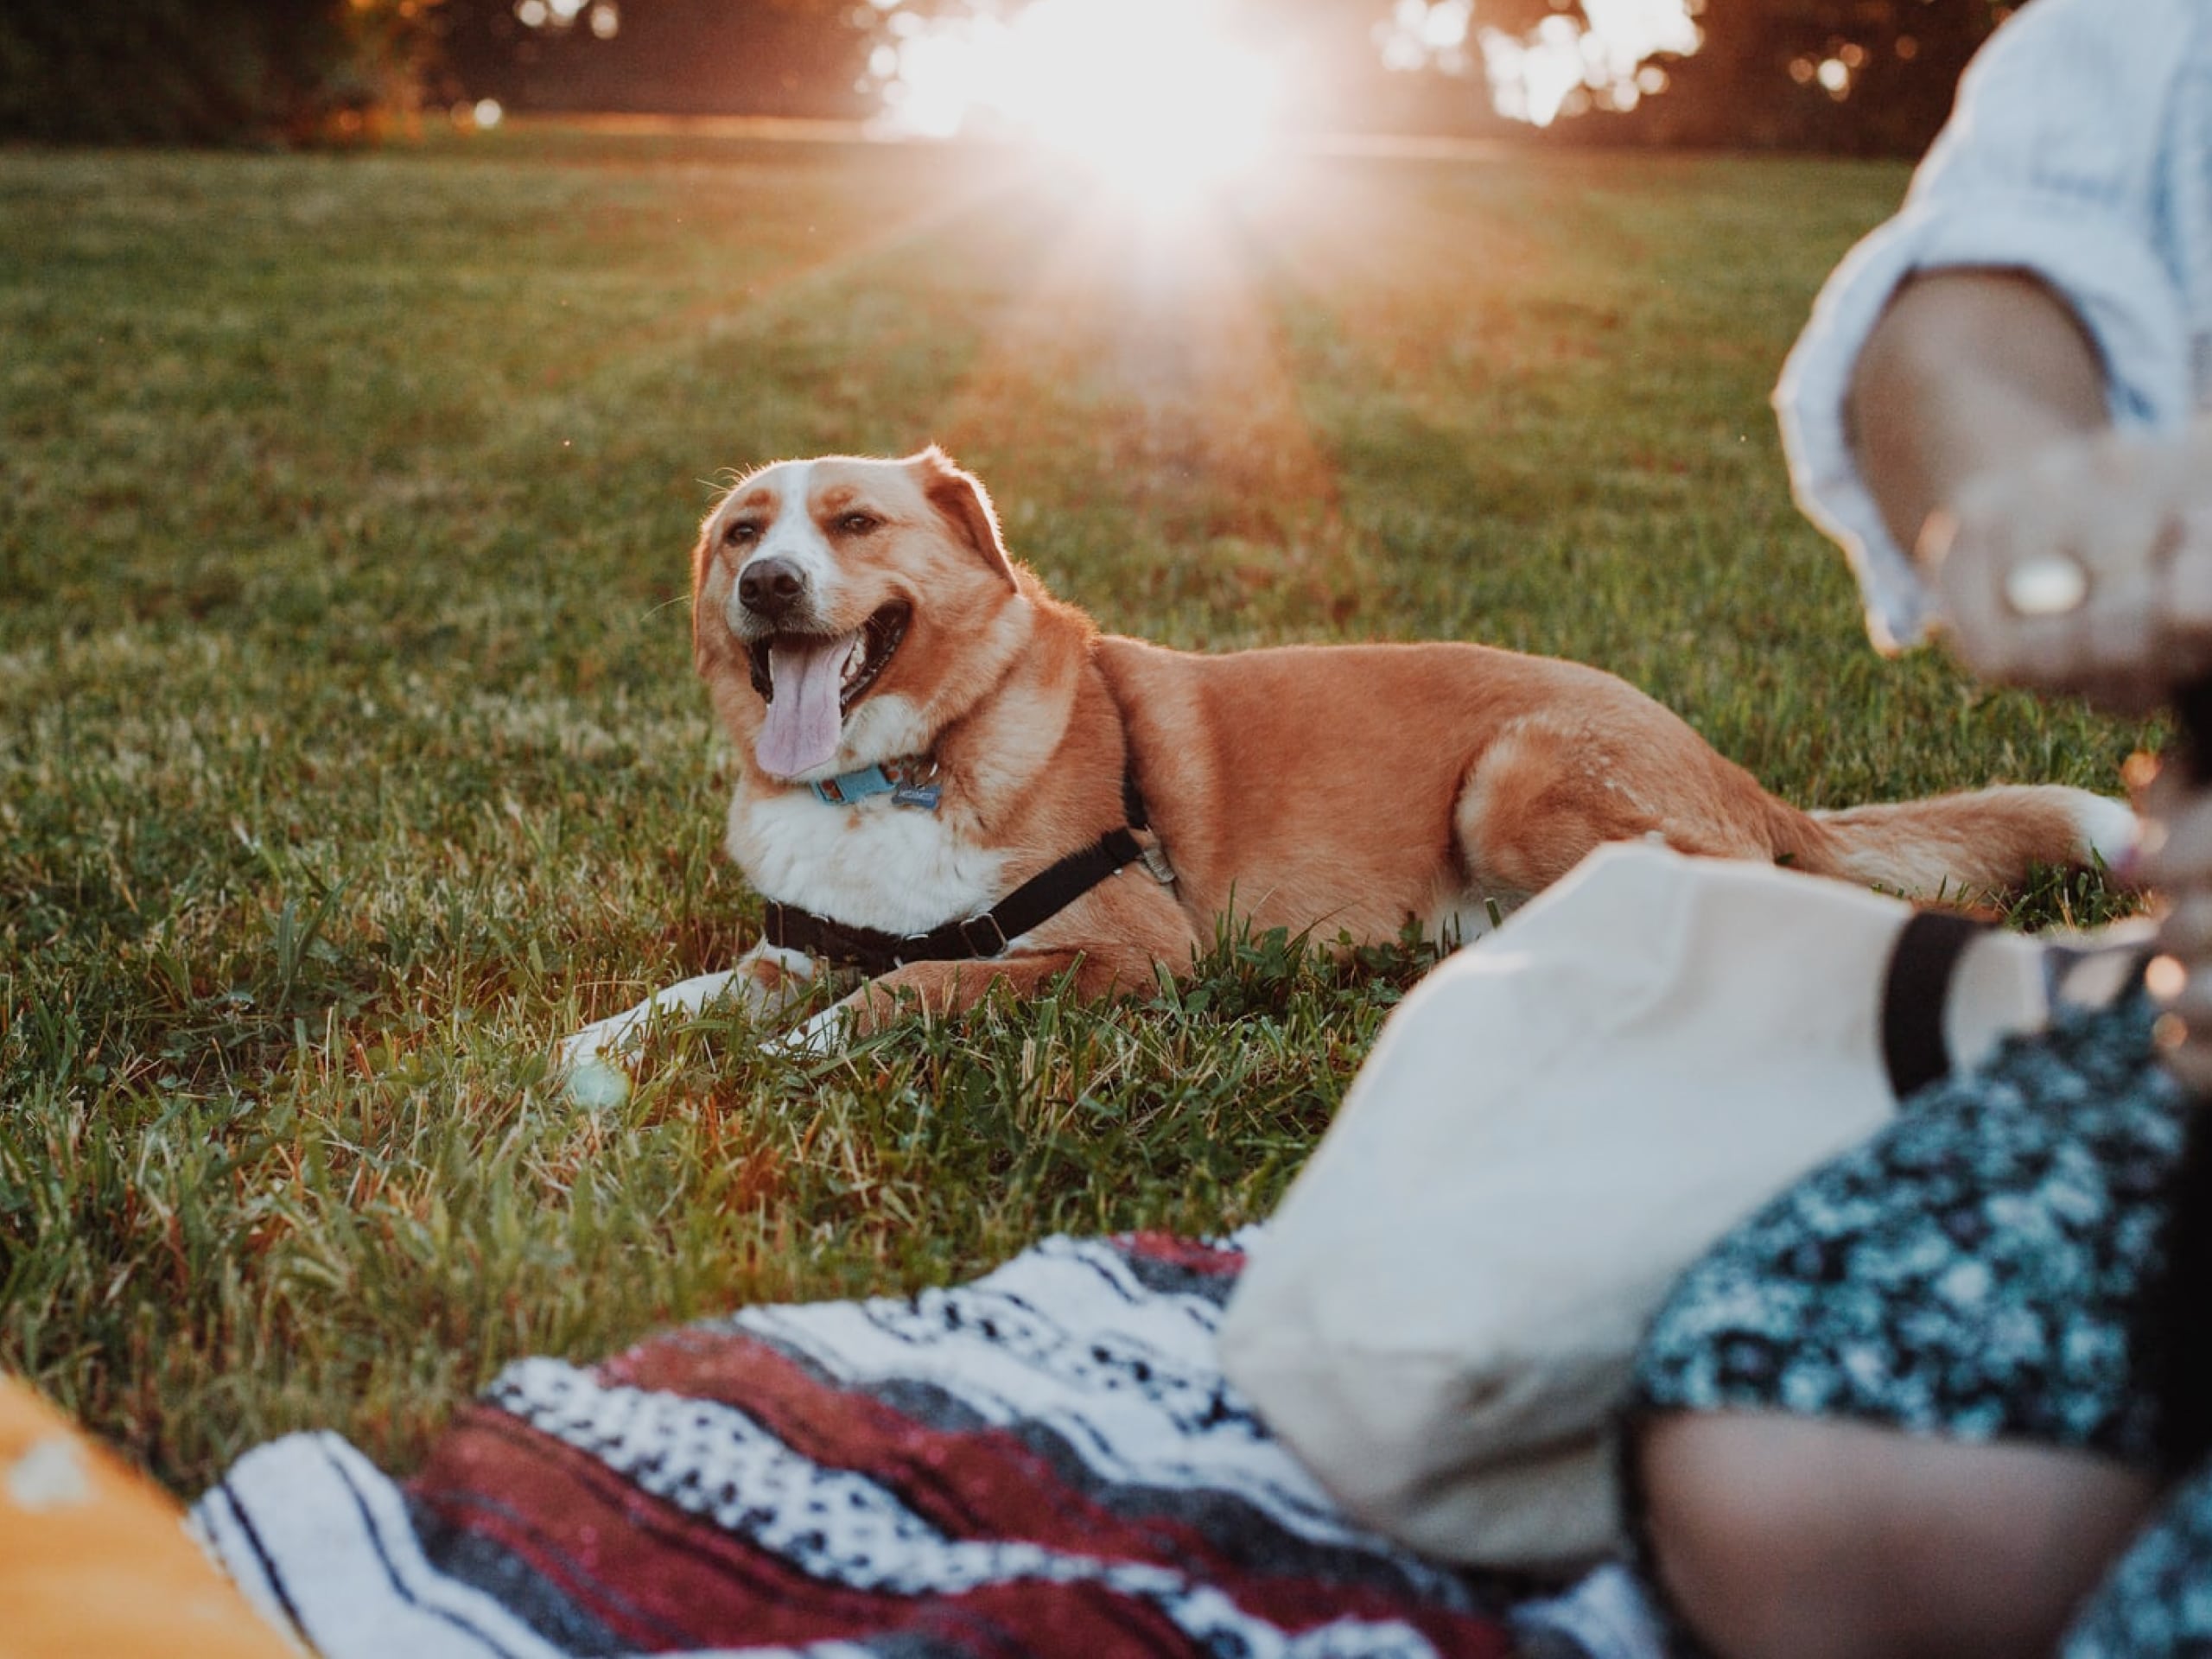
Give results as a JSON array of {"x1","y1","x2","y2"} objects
[{"x1": 869, "y1": 0, "x2": 1283, "y2": 207}]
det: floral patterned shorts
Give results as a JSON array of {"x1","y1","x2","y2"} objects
[{"x1": 1629, "y1": 989, "x2": 2212, "y2": 1656}]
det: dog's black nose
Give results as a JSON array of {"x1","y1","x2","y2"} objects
[{"x1": 737, "y1": 556, "x2": 807, "y2": 623}]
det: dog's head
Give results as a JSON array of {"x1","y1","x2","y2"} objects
[{"x1": 691, "y1": 448, "x2": 1028, "y2": 782}]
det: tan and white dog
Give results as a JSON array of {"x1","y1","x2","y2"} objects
[{"x1": 560, "y1": 447, "x2": 2133, "y2": 1079}]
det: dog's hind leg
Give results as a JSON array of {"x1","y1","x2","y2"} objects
[{"x1": 1453, "y1": 716, "x2": 1777, "y2": 897}]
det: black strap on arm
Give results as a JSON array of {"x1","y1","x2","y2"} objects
[
  {"x1": 762, "y1": 827, "x2": 1146, "y2": 975},
  {"x1": 1878, "y1": 908, "x2": 1990, "y2": 1102}
]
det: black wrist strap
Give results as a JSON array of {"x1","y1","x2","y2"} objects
[
  {"x1": 763, "y1": 827, "x2": 1145, "y2": 975},
  {"x1": 1880, "y1": 909, "x2": 1991, "y2": 1102}
]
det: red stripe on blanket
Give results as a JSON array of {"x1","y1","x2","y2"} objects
[
  {"x1": 1114, "y1": 1233, "x2": 1246, "y2": 1274},
  {"x1": 410, "y1": 1407, "x2": 1229, "y2": 1656},
  {"x1": 588, "y1": 1331, "x2": 1510, "y2": 1653},
  {"x1": 412, "y1": 1405, "x2": 865, "y2": 1649}
]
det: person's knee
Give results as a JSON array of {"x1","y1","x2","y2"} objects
[
  {"x1": 1637, "y1": 1411, "x2": 1890, "y2": 1659},
  {"x1": 1637, "y1": 1410, "x2": 2163, "y2": 1659}
]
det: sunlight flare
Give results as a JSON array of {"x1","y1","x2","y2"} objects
[{"x1": 869, "y1": 0, "x2": 1283, "y2": 205}]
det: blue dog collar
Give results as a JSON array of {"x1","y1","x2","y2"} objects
[{"x1": 810, "y1": 756, "x2": 942, "y2": 811}]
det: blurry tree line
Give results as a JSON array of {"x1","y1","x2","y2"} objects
[
  {"x1": 1, "y1": 0, "x2": 2015, "y2": 154},
  {"x1": 1544, "y1": 0, "x2": 2013, "y2": 155},
  {"x1": 0, "y1": 0, "x2": 428, "y2": 145},
  {"x1": 432, "y1": 0, "x2": 869, "y2": 119}
]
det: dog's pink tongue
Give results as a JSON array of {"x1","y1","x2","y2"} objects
[{"x1": 756, "y1": 635, "x2": 854, "y2": 779}]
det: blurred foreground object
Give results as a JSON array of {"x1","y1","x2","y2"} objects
[
  {"x1": 1218, "y1": 842, "x2": 2143, "y2": 1571},
  {"x1": 0, "y1": 1374, "x2": 296, "y2": 1658},
  {"x1": 1776, "y1": 0, "x2": 2212, "y2": 656}
]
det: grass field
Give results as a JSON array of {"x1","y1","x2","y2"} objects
[{"x1": 0, "y1": 128, "x2": 2152, "y2": 1498}]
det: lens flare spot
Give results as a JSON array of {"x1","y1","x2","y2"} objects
[
  {"x1": 2149, "y1": 954, "x2": 2189, "y2": 1002},
  {"x1": 868, "y1": 0, "x2": 1283, "y2": 207}
]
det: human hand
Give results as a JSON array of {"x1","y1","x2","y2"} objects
[
  {"x1": 1921, "y1": 420, "x2": 2212, "y2": 715},
  {"x1": 2132, "y1": 754, "x2": 2212, "y2": 1092}
]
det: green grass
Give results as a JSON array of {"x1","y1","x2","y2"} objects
[{"x1": 0, "y1": 130, "x2": 2153, "y2": 1496}]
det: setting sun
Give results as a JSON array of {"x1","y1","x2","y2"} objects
[{"x1": 871, "y1": 0, "x2": 1283, "y2": 203}]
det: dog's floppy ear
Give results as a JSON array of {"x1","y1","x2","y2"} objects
[
  {"x1": 689, "y1": 509, "x2": 721, "y2": 674},
  {"x1": 912, "y1": 446, "x2": 1015, "y2": 588}
]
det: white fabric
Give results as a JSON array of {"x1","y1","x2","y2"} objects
[
  {"x1": 1511, "y1": 1565, "x2": 1667, "y2": 1659},
  {"x1": 1775, "y1": 0, "x2": 2212, "y2": 650},
  {"x1": 1217, "y1": 843, "x2": 2064, "y2": 1571},
  {"x1": 195, "y1": 1432, "x2": 573, "y2": 1659}
]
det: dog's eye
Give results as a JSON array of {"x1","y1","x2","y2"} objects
[
  {"x1": 836, "y1": 512, "x2": 880, "y2": 536},
  {"x1": 723, "y1": 521, "x2": 760, "y2": 545}
]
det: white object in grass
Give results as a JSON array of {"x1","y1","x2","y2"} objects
[
  {"x1": 556, "y1": 949, "x2": 818, "y2": 1102},
  {"x1": 563, "y1": 1055, "x2": 632, "y2": 1109}
]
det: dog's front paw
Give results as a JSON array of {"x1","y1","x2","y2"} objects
[
  {"x1": 561, "y1": 1049, "x2": 634, "y2": 1108},
  {"x1": 763, "y1": 1003, "x2": 852, "y2": 1058},
  {"x1": 555, "y1": 1016, "x2": 642, "y2": 1106},
  {"x1": 555, "y1": 968, "x2": 760, "y2": 1103}
]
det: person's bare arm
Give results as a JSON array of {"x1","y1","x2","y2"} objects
[
  {"x1": 1849, "y1": 269, "x2": 2109, "y2": 569},
  {"x1": 1847, "y1": 268, "x2": 2212, "y2": 709},
  {"x1": 1851, "y1": 268, "x2": 2212, "y2": 1082}
]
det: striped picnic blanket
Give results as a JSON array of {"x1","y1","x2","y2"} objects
[{"x1": 193, "y1": 1231, "x2": 1659, "y2": 1659}]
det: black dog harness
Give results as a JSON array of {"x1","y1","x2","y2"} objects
[{"x1": 760, "y1": 765, "x2": 1166, "y2": 976}]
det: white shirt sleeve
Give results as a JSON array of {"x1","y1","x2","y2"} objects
[{"x1": 1773, "y1": 0, "x2": 2200, "y2": 652}]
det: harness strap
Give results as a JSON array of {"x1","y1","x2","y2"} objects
[
  {"x1": 763, "y1": 827, "x2": 1146, "y2": 974},
  {"x1": 1122, "y1": 760, "x2": 1150, "y2": 832}
]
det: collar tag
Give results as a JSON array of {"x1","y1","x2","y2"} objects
[
  {"x1": 810, "y1": 758, "x2": 940, "y2": 811},
  {"x1": 891, "y1": 779, "x2": 943, "y2": 810}
]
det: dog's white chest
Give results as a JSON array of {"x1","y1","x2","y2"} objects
[{"x1": 728, "y1": 790, "x2": 1007, "y2": 935}]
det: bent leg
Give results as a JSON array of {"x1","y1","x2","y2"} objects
[
  {"x1": 1640, "y1": 1409, "x2": 2157, "y2": 1659},
  {"x1": 1627, "y1": 989, "x2": 2186, "y2": 1656},
  {"x1": 1456, "y1": 715, "x2": 1774, "y2": 897}
]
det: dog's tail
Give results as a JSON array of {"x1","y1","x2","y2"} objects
[{"x1": 1764, "y1": 785, "x2": 2136, "y2": 896}]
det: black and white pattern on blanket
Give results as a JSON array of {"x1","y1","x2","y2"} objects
[{"x1": 195, "y1": 1230, "x2": 1662, "y2": 1659}]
